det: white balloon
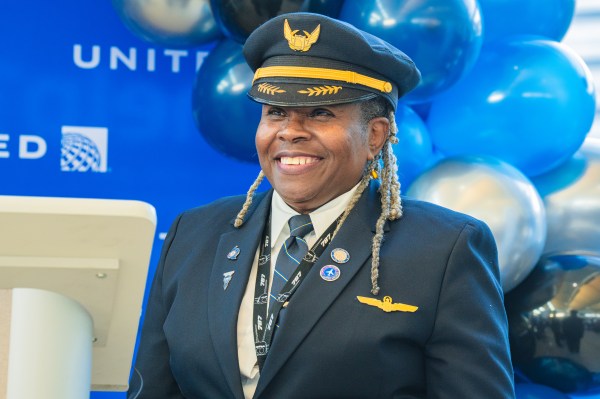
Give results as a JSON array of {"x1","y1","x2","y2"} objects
[
  {"x1": 532, "y1": 138, "x2": 600, "y2": 258},
  {"x1": 407, "y1": 156, "x2": 547, "y2": 292}
]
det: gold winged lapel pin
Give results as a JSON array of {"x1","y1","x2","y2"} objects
[
  {"x1": 356, "y1": 296, "x2": 418, "y2": 313},
  {"x1": 284, "y1": 19, "x2": 320, "y2": 52}
]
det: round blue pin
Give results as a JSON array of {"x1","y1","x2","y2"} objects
[
  {"x1": 330, "y1": 248, "x2": 350, "y2": 264},
  {"x1": 320, "y1": 265, "x2": 341, "y2": 282},
  {"x1": 227, "y1": 246, "x2": 240, "y2": 260}
]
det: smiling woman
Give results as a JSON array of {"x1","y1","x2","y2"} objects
[
  {"x1": 253, "y1": 102, "x2": 381, "y2": 214},
  {"x1": 129, "y1": 12, "x2": 515, "y2": 399}
]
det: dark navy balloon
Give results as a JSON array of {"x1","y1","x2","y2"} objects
[
  {"x1": 505, "y1": 255, "x2": 600, "y2": 394},
  {"x1": 427, "y1": 38, "x2": 596, "y2": 177},
  {"x1": 339, "y1": 0, "x2": 483, "y2": 103},
  {"x1": 210, "y1": 0, "x2": 344, "y2": 43},
  {"x1": 479, "y1": 0, "x2": 576, "y2": 44},
  {"x1": 193, "y1": 39, "x2": 261, "y2": 163}
]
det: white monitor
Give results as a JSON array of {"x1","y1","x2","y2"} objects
[{"x1": 0, "y1": 195, "x2": 156, "y2": 391}]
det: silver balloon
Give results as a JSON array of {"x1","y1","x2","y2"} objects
[
  {"x1": 532, "y1": 138, "x2": 600, "y2": 259},
  {"x1": 113, "y1": 0, "x2": 222, "y2": 47},
  {"x1": 407, "y1": 156, "x2": 547, "y2": 292}
]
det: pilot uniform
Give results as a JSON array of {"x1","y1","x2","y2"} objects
[{"x1": 128, "y1": 12, "x2": 515, "y2": 399}]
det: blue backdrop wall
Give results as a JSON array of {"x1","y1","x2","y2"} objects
[{"x1": 0, "y1": 2, "x2": 261, "y2": 397}]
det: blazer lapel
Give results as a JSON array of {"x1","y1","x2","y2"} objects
[
  {"x1": 208, "y1": 190, "x2": 272, "y2": 399},
  {"x1": 255, "y1": 182, "x2": 384, "y2": 397}
]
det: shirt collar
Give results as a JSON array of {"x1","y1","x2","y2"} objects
[{"x1": 270, "y1": 183, "x2": 360, "y2": 244}]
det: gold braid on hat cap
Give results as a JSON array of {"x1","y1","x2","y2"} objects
[{"x1": 253, "y1": 66, "x2": 393, "y2": 94}]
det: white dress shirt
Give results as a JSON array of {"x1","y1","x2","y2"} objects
[{"x1": 236, "y1": 185, "x2": 359, "y2": 398}]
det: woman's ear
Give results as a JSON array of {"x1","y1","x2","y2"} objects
[{"x1": 367, "y1": 117, "x2": 390, "y2": 160}]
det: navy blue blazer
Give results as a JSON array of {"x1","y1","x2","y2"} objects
[{"x1": 128, "y1": 182, "x2": 515, "y2": 398}]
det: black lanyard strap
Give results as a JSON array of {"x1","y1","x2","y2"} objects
[{"x1": 252, "y1": 214, "x2": 340, "y2": 369}]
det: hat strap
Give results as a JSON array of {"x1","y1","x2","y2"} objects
[{"x1": 253, "y1": 66, "x2": 393, "y2": 93}]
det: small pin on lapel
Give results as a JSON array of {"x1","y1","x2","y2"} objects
[
  {"x1": 320, "y1": 265, "x2": 341, "y2": 282},
  {"x1": 227, "y1": 246, "x2": 240, "y2": 260},
  {"x1": 223, "y1": 271, "x2": 235, "y2": 290},
  {"x1": 331, "y1": 248, "x2": 350, "y2": 264}
]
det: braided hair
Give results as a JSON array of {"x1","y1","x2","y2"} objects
[{"x1": 235, "y1": 96, "x2": 401, "y2": 295}]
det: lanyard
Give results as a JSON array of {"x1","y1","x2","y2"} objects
[{"x1": 252, "y1": 214, "x2": 340, "y2": 369}]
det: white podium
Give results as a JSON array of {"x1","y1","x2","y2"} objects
[{"x1": 0, "y1": 196, "x2": 157, "y2": 398}]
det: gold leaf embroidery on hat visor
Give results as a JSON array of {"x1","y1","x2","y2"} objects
[
  {"x1": 253, "y1": 66, "x2": 393, "y2": 93},
  {"x1": 298, "y1": 85, "x2": 342, "y2": 96},
  {"x1": 257, "y1": 83, "x2": 286, "y2": 95}
]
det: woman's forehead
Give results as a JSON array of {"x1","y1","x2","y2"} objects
[{"x1": 261, "y1": 103, "x2": 360, "y2": 111}]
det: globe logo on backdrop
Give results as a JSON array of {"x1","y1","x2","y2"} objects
[
  {"x1": 61, "y1": 133, "x2": 101, "y2": 171},
  {"x1": 60, "y1": 126, "x2": 109, "y2": 172}
]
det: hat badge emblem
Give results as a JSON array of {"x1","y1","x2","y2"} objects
[{"x1": 284, "y1": 19, "x2": 320, "y2": 52}]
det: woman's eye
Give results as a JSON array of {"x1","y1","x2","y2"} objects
[
  {"x1": 311, "y1": 108, "x2": 334, "y2": 118},
  {"x1": 266, "y1": 107, "x2": 286, "y2": 117}
]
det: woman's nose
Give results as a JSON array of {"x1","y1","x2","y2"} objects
[{"x1": 276, "y1": 113, "x2": 310, "y2": 142}]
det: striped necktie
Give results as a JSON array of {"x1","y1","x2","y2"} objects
[{"x1": 270, "y1": 214, "x2": 313, "y2": 309}]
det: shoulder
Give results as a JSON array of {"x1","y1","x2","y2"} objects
[
  {"x1": 180, "y1": 194, "x2": 247, "y2": 223},
  {"x1": 385, "y1": 198, "x2": 501, "y2": 291},
  {"x1": 384, "y1": 197, "x2": 496, "y2": 261},
  {"x1": 399, "y1": 197, "x2": 490, "y2": 235},
  {"x1": 168, "y1": 190, "x2": 271, "y2": 237}
]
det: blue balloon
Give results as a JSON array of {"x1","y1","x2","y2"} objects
[
  {"x1": 515, "y1": 383, "x2": 571, "y2": 399},
  {"x1": 479, "y1": 0, "x2": 575, "y2": 44},
  {"x1": 339, "y1": 0, "x2": 483, "y2": 103},
  {"x1": 392, "y1": 106, "x2": 435, "y2": 190},
  {"x1": 531, "y1": 152, "x2": 587, "y2": 198},
  {"x1": 113, "y1": 0, "x2": 222, "y2": 47},
  {"x1": 570, "y1": 390, "x2": 600, "y2": 399},
  {"x1": 427, "y1": 38, "x2": 596, "y2": 177},
  {"x1": 522, "y1": 357, "x2": 595, "y2": 394},
  {"x1": 409, "y1": 102, "x2": 432, "y2": 122},
  {"x1": 192, "y1": 39, "x2": 261, "y2": 163}
]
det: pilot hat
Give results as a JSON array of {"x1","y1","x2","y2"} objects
[{"x1": 243, "y1": 12, "x2": 421, "y2": 110}]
